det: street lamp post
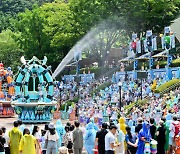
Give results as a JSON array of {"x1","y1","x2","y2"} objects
[
  {"x1": 118, "y1": 81, "x2": 122, "y2": 111},
  {"x1": 59, "y1": 83, "x2": 63, "y2": 108}
]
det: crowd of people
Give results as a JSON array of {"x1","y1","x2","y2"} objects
[
  {"x1": 0, "y1": 69, "x2": 180, "y2": 154},
  {"x1": 0, "y1": 111, "x2": 179, "y2": 154}
]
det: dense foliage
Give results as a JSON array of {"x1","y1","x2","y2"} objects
[
  {"x1": 155, "y1": 79, "x2": 180, "y2": 93},
  {"x1": 0, "y1": 0, "x2": 179, "y2": 72},
  {"x1": 0, "y1": 30, "x2": 24, "y2": 71},
  {"x1": 0, "y1": 0, "x2": 54, "y2": 32}
]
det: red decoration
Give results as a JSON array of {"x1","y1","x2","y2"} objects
[{"x1": 131, "y1": 42, "x2": 136, "y2": 49}]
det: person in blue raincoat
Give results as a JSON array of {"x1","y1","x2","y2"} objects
[
  {"x1": 55, "y1": 119, "x2": 65, "y2": 147},
  {"x1": 89, "y1": 118, "x2": 99, "y2": 131},
  {"x1": 136, "y1": 122, "x2": 151, "y2": 154},
  {"x1": 84, "y1": 122, "x2": 96, "y2": 154},
  {"x1": 128, "y1": 119, "x2": 135, "y2": 133}
]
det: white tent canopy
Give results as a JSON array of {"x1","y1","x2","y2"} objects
[
  {"x1": 135, "y1": 52, "x2": 151, "y2": 60},
  {"x1": 119, "y1": 55, "x2": 135, "y2": 62},
  {"x1": 152, "y1": 50, "x2": 168, "y2": 58}
]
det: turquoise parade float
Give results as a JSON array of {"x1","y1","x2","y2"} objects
[{"x1": 11, "y1": 56, "x2": 57, "y2": 123}]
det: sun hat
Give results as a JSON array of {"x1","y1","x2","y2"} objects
[{"x1": 48, "y1": 123, "x2": 55, "y2": 129}]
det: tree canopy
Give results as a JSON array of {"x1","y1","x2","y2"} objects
[
  {"x1": 0, "y1": 0, "x2": 54, "y2": 32},
  {"x1": 0, "y1": 0, "x2": 179, "y2": 72},
  {"x1": 0, "y1": 30, "x2": 24, "y2": 71}
]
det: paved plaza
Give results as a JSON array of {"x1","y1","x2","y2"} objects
[{"x1": 0, "y1": 116, "x2": 68, "y2": 131}]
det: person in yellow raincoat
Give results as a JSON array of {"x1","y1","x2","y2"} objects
[
  {"x1": 19, "y1": 128, "x2": 36, "y2": 154},
  {"x1": 8, "y1": 121, "x2": 22, "y2": 154},
  {"x1": 119, "y1": 117, "x2": 127, "y2": 151},
  {"x1": 119, "y1": 117, "x2": 127, "y2": 135},
  {"x1": 151, "y1": 79, "x2": 157, "y2": 92}
]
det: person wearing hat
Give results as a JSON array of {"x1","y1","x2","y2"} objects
[
  {"x1": 84, "y1": 122, "x2": 96, "y2": 154},
  {"x1": 45, "y1": 123, "x2": 59, "y2": 154},
  {"x1": 136, "y1": 122, "x2": 152, "y2": 154}
]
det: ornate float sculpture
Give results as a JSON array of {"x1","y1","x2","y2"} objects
[
  {"x1": 0, "y1": 63, "x2": 14, "y2": 117},
  {"x1": 160, "y1": 27, "x2": 176, "y2": 80},
  {"x1": 161, "y1": 27, "x2": 175, "y2": 51},
  {"x1": 12, "y1": 56, "x2": 57, "y2": 123},
  {"x1": 130, "y1": 33, "x2": 141, "y2": 54},
  {"x1": 143, "y1": 30, "x2": 157, "y2": 53}
]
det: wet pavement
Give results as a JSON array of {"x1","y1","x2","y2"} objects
[{"x1": 0, "y1": 115, "x2": 70, "y2": 131}]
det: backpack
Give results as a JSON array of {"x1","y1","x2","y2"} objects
[
  {"x1": 172, "y1": 122, "x2": 180, "y2": 138},
  {"x1": 67, "y1": 140, "x2": 73, "y2": 149},
  {"x1": 66, "y1": 133, "x2": 73, "y2": 149}
]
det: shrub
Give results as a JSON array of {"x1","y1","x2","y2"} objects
[
  {"x1": 60, "y1": 100, "x2": 72, "y2": 111},
  {"x1": 124, "y1": 99, "x2": 148, "y2": 115},
  {"x1": 172, "y1": 58, "x2": 180, "y2": 67},
  {"x1": 90, "y1": 81, "x2": 112, "y2": 95},
  {"x1": 59, "y1": 97, "x2": 79, "y2": 111},
  {"x1": 155, "y1": 79, "x2": 180, "y2": 93}
]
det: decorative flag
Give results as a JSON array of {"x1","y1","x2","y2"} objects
[
  {"x1": 170, "y1": 34, "x2": 175, "y2": 48},
  {"x1": 144, "y1": 39, "x2": 148, "y2": 52},
  {"x1": 146, "y1": 30, "x2": 152, "y2": 37},
  {"x1": 132, "y1": 33, "x2": 137, "y2": 41},
  {"x1": 136, "y1": 40, "x2": 141, "y2": 53},
  {"x1": 161, "y1": 36, "x2": 165, "y2": 49},
  {"x1": 152, "y1": 37, "x2": 157, "y2": 51},
  {"x1": 164, "y1": 27, "x2": 170, "y2": 33}
]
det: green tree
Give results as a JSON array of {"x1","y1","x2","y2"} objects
[
  {"x1": 69, "y1": 0, "x2": 129, "y2": 66},
  {"x1": 0, "y1": 30, "x2": 24, "y2": 72},
  {"x1": 68, "y1": 0, "x2": 180, "y2": 66},
  {"x1": 82, "y1": 17, "x2": 128, "y2": 66},
  {"x1": 15, "y1": 1, "x2": 81, "y2": 70},
  {"x1": 70, "y1": 0, "x2": 180, "y2": 34},
  {"x1": 99, "y1": 0, "x2": 180, "y2": 34},
  {"x1": 0, "y1": 0, "x2": 55, "y2": 32},
  {"x1": 16, "y1": 8, "x2": 50, "y2": 58}
]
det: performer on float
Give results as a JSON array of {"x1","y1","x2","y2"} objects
[{"x1": 0, "y1": 62, "x2": 14, "y2": 117}]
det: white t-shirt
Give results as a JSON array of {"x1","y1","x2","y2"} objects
[
  {"x1": 45, "y1": 130, "x2": 59, "y2": 141},
  {"x1": 34, "y1": 132, "x2": 41, "y2": 140},
  {"x1": 3, "y1": 133, "x2": 9, "y2": 148},
  {"x1": 105, "y1": 131, "x2": 115, "y2": 151}
]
